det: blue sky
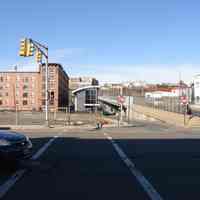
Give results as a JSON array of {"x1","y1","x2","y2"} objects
[{"x1": 1, "y1": 0, "x2": 200, "y2": 83}]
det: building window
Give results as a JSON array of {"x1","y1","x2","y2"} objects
[
  {"x1": 0, "y1": 100, "x2": 2, "y2": 105},
  {"x1": 23, "y1": 77, "x2": 29, "y2": 83},
  {"x1": 0, "y1": 93, "x2": 2, "y2": 97},
  {"x1": 23, "y1": 100, "x2": 28, "y2": 105},
  {"x1": 42, "y1": 100, "x2": 45, "y2": 105},
  {"x1": 0, "y1": 77, "x2": 3, "y2": 82},
  {"x1": 23, "y1": 93, "x2": 28, "y2": 98},
  {"x1": 5, "y1": 92, "x2": 8, "y2": 96},
  {"x1": 0, "y1": 86, "x2": 3, "y2": 90},
  {"x1": 85, "y1": 89, "x2": 97, "y2": 104},
  {"x1": 23, "y1": 85, "x2": 28, "y2": 90}
]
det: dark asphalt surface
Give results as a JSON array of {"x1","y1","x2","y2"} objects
[
  {"x1": 2, "y1": 129, "x2": 149, "y2": 200},
  {"x1": 1, "y1": 124, "x2": 200, "y2": 200}
]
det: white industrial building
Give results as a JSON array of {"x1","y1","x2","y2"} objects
[{"x1": 72, "y1": 85, "x2": 100, "y2": 112}]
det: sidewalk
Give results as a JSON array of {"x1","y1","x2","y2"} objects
[{"x1": 133, "y1": 104, "x2": 200, "y2": 128}]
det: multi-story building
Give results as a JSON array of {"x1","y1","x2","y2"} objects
[
  {"x1": 69, "y1": 77, "x2": 99, "y2": 90},
  {"x1": 40, "y1": 63, "x2": 69, "y2": 109},
  {"x1": 0, "y1": 63, "x2": 69, "y2": 111}
]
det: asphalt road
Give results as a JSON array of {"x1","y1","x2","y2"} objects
[{"x1": 1, "y1": 123, "x2": 200, "y2": 200}]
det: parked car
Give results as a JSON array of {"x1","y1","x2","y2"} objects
[{"x1": 0, "y1": 131, "x2": 32, "y2": 161}]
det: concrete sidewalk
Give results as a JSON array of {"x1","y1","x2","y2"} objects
[{"x1": 133, "y1": 104, "x2": 200, "y2": 128}]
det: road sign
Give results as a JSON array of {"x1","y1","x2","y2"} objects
[
  {"x1": 180, "y1": 96, "x2": 188, "y2": 105},
  {"x1": 117, "y1": 95, "x2": 125, "y2": 104}
]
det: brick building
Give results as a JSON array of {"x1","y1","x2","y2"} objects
[{"x1": 0, "y1": 63, "x2": 69, "y2": 111}]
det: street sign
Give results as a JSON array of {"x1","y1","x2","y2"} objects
[{"x1": 117, "y1": 95, "x2": 125, "y2": 104}]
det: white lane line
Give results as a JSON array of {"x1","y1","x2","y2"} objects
[
  {"x1": 103, "y1": 132, "x2": 163, "y2": 200},
  {"x1": 0, "y1": 134, "x2": 61, "y2": 199}
]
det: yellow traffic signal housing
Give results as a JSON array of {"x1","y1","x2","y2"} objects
[
  {"x1": 35, "y1": 49, "x2": 42, "y2": 63},
  {"x1": 19, "y1": 38, "x2": 27, "y2": 57},
  {"x1": 26, "y1": 41, "x2": 35, "y2": 57}
]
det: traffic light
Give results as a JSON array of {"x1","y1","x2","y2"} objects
[
  {"x1": 26, "y1": 40, "x2": 35, "y2": 56},
  {"x1": 35, "y1": 49, "x2": 42, "y2": 63},
  {"x1": 19, "y1": 38, "x2": 27, "y2": 56}
]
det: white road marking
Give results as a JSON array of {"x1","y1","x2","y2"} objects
[
  {"x1": 0, "y1": 134, "x2": 61, "y2": 199},
  {"x1": 103, "y1": 132, "x2": 163, "y2": 200}
]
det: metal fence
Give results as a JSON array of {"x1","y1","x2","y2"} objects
[
  {"x1": 0, "y1": 107, "x2": 98, "y2": 126},
  {"x1": 133, "y1": 96, "x2": 185, "y2": 114}
]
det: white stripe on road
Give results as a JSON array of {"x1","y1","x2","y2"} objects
[
  {"x1": 31, "y1": 135, "x2": 59, "y2": 160},
  {"x1": 103, "y1": 132, "x2": 163, "y2": 200},
  {"x1": 0, "y1": 134, "x2": 60, "y2": 199}
]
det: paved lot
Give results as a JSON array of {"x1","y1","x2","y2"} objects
[
  {"x1": 1, "y1": 122, "x2": 200, "y2": 199},
  {"x1": 0, "y1": 112, "x2": 96, "y2": 126}
]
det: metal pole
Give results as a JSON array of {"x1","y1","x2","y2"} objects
[
  {"x1": 45, "y1": 49, "x2": 49, "y2": 126},
  {"x1": 120, "y1": 86, "x2": 123, "y2": 124},
  {"x1": 184, "y1": 105, "x2": 186, "y2": 126},
  {"x1": 15, "y1": 66, "x2": 18, "y2": 126},
  {"x1": 128, "y1": 93, "x2": 130, "y2": 124}
]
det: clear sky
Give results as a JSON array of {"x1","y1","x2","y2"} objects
[{"x1": 1, "y1": 0, "x2": 200, "y2": 83}]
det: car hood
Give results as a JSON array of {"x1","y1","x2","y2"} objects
[{"x1": 0, "y1": 131, "x2": 26, "y2": 142}]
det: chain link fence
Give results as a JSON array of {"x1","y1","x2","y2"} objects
[
  {"x1": 0, "y1": 107, "x2": 99, "y2": 126},
  {"x1": 133, "y1": 96, "x2": 185, "y2": 114}
]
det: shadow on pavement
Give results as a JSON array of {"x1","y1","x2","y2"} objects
[{"x1": 1, "y1": 135, "x2": 200, "y2": 200}]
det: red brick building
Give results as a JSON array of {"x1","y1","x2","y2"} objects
[{"x1": 0, "y1": 63, "x2": 69, "y2": 111}]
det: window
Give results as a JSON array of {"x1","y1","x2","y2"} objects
[
  {"x1": 5, "y1": 92, "x2": 8, "y2": 96},
  {"x1": 23, "y1": 93, "x2": 28, "y2": 98},
  {"x1": 0, "y1": 77, "x2": 3, "y2": 82},
  {"x1": 0, "y1": 100, "x2": 2, "y2": 105},
  {"x1": 49, "y1": 68, "x2": 54, "y2": 73},
  {"x1": 23, "y1": 100, "x2": 28, "y2": 105},
  {"x1": 23, "y1": 77, "x2": 29, "y2": 82},
  {"x1": 0, "y1": 93, "x2": 2, "y2": 97},
  {"x1": 23, "y1": 85, "x2": 28, "y2": 90},
  {"x1": 0, "y1": 86, "x2": 3, "y2": 90},
  {"x1": 85, "y1": 89, "x2": 97, "y2": 104},
  {"x1": 42, "y1": 100, "x2": 45, "y2": 105},
  {"x1": 50, "y1": 91, "x2": 54, "y2": 105}
]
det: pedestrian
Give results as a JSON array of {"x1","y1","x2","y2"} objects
[{"x1": 95, "y1": 112, "x2": 103, "y2": 129}]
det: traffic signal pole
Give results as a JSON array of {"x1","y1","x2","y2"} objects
[
  {"x1": 19, "y1": 38, "x2": 49, "y2": 126},
  {"x1": 45, "y1": 48, "x2": 49, "y2": 126}
]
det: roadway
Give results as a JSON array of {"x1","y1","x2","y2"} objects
[{"x1": 1, "y1": 122, "x2": 200, "y2": 200}]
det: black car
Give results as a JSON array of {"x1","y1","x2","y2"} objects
[{"x1": 0, "y1": 131, "x2": 32, "y2": 161}]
